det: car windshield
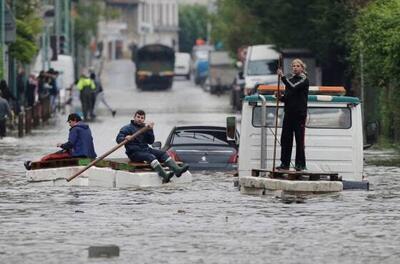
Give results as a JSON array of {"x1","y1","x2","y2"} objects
[
  {"x1": 247, "y1": 59, "x2": 278, "y2": 76},
  {"x1": 171, "y1": 130, "x2": 229, "y2": 145}
]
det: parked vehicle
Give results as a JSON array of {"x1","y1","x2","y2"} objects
[
  {"x1": 191, "y1": 45, "x2": 214, "y2": 85},
  {"x1": 227, "y1": 85, "x2": 369, "y2": 190},
  {"x1": 49, "y1": 55, "x2": 75, "y2": 107},
  {"x1": 207, "y1": 51, "x2": 237, "y2": 94},
  {"x1": 135, "y1": 44, "x2": 175, "y2": 90},
  {"x1": 154, "y1": 126, "x2": 239, "y2": 171},
  {"x1": 174, "y1": 52, "x2": 191, "y2": 80},
  {"x1": 244, "y1": 45, "x2": 280, "y2": 94}
]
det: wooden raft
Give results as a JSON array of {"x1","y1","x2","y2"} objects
[
  {"x1": 30, "y1": 158, "x2": 176, "y2": 172},
  {"x1": 251, "y1": 168, "x2": 341, "y2": 181}
]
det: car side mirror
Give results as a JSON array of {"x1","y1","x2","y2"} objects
[
  {"x1": 226, "y1": 116, "x2": 237, "y2": 142},
  {"x1": 152, "y1": 141, "x2": 162, "y2": 149}
]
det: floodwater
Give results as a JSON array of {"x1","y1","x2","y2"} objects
[{"x1": 0, "y1": 60, "x2": 399, "y2": 264}]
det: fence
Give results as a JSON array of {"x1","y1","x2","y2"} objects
[{"x1": 6, "y1": 95, "x2": 52, "y2": 138}]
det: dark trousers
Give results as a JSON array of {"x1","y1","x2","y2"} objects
[
  {"x1": 0, "y1": 119, "x2": 6, "y2": 137},
  {"x1": 80, "y1": 88, "x2": 94, "y2": 120},
  {"x1": 128, "y1": 148, "x2": 169, "y2": 163},
  {"x1": 280, "y1": 113, "x2": 307, "y2": 168}
]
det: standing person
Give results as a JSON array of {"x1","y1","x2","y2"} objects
[
  {"x1": 26, "y1": 74, "x2": 38, "y2": 107},
  {"x1": 90, "y1": 72, "x2": 116, "y2": 117},
  {"x1": 0, "y1": 91, "x2": 12, "y2": 139},
  {"x1": 47, "y1": 69, "x2": 59, "y2": 112},
  {"x1": 276, "y1": 59, "x2": 309, "y2": 171},
  {"x1": 76, "y1": 70, "x2": 96, "y2": 121},
  {"x1": 24, "y1": 113, "x2": 97, "y2": 169},
  {"x1": 0, "y1": 79, "x2": 16, "y2": 103},
  {"x1": 116, "y1": 110, "x2": 189, "y2": 183}
]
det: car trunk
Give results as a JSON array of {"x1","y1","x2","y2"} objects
[{"x1": 173, "y1": 145, "x2": 236, "y2": 170}]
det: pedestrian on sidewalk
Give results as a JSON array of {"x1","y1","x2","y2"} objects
[
  {"x1": 276, "y1": 58, "x2": 309, "y2": 171},
  {"x1": 116, "y1": 110, "x2": 189, "y2": 183},
  {"x1": 26, "y1": 74, "x2": 38, "y2": 108},
  {"x1": 0, "y1": 91, "x2": 12, "y2": 139},
  {"x1": 47, "y1": 68, "x2": 59, "y2": 112},
  {"x1": 76, "y1": 70, "x2": 96, "y2": 121},
  {"x1": 90, "y1": 72, "x2": 116, "y2": 117}
]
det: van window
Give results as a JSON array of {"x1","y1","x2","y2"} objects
[
  {"x1": 247, "y1": 59, "x2": 278, "y2": 76},
  {"x1": 252, "y1": 106, "x2": 352, "y2": 129}
]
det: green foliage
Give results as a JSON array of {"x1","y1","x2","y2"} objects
[
  {"x1": 7, "y1": 0, "x2": 42, "y2": 64},
  {"x1": 211, "y1": 0, "x2": 266, "y2": 54},
  {"x1": 74, "y1": 0, "x2": 103, "y2": 47},
  {"x1": 351, "y1": 0, "x2": 400, "y2": 142},
  {"x1": 178, "y1": 4, "x2": 208, "y2": 52}
]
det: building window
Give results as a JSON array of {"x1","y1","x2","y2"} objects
[
  {"x1": 172, "y1": 3, "x2": 176, "y2": 26},
  {"x1": 159, "y1": 3, "x2": 163, "y2": 26},
  {"x1": 166, "y1": 3, "x2": 170, "y2": 26}
]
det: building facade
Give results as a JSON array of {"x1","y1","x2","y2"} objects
[{"x1": 105, "y1": 0, "x2": 179, "y2": 54}]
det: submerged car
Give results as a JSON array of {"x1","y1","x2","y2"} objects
[{"x1": 154, "y1": 126, "x2": 239, "y2": 171}]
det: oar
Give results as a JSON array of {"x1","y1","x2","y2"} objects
[
  {"x1": 66, "y1": 126, "x2": 149, "y2": 182},
  {"x1": 272, "y1": 55, "x2": 283, "y2": 176}
]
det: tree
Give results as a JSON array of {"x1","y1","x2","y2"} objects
[
  {"x1": 212, "y1": 0, "x2": 366, "y2": 85},
  {"x1": 211, "y1": 0, "x2": 267, "y2": 55},
  {"x1": 351, "y1": 0, "x2": 400, "y2": 143},
  {"x1": 178, "y1": 4, "x2": 208, "y2": 53},
  {"x1": 7, "y1": 0, "x2": 42, "y2": 64}
]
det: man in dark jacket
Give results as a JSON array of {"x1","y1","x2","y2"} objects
[
  {"x1": 116, "y1": 110, "x2": 189, "y2": 183},
  {"x1": 57, "y1": 113, "x2": 97, "y2": 158},
  {"x1": 24, "y1": 113, "x2": 97, "y2": 170},
  {"x1": 276, "y1": 58, "x2": 309, "y2": 171}
]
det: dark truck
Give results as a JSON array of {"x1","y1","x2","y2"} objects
[{"x1": 135, "y1": 44, "x2": 175, "y2": 90}]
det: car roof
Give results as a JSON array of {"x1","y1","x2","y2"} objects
[{"x1": 173, "y1": 126, "x2": 226, "y2": 131}]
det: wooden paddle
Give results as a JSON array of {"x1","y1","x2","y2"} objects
[
  {"x1": 272, "y1": 55, "x2": 283, "y2": 176},
  {"x1": 66, "y1": 126, "x2": 149, "y2": 182}
]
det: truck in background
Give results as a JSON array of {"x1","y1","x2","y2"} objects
[
  {"x1": 207, "y1": 51, "x2": 236, "y2": 95},
  {"x1": 191, "y1": 45, "x2": 214, "y2": 85}
]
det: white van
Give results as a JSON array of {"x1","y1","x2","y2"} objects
[
  {"x1": 244, "y1": 45, "x2": 280, "y2": 94},
  {"x1": 174, "y1": 52, "x2": 191, "y2": 80},
  {"x1": 227, "y1": 86, "x2": 369, "y2": 190},
  {"x1": 32, "y1": 53, "x2": 75, "y2": 108}
]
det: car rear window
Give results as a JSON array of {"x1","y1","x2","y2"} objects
[{"x1": 171, "y1": 130, "x2": 229, "y2": 145}]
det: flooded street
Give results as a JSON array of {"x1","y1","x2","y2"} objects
[{"x1": 0, "y1": 60, "x2": 399, "y2": 264}]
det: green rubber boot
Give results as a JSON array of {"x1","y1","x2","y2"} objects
[
  {"x1": 165, "y1": 157, "x2": 189, "y2": 177},
  {"x1": 151, "y1": 160, "x2": 174, "y2": 183}
]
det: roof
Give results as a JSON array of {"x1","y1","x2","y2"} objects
[{"x1": 244, "y1": 94, "x2": 360, "y2": 104}]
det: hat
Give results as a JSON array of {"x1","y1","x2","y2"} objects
[{"x1": 67, "y1": 113, "x2": 82, "y2": 122}]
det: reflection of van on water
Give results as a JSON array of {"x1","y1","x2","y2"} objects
[{"x1": 244, "y1": 45, "x2": 280, "y2": 94}]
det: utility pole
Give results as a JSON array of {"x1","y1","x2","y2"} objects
[{"x1": 0, "y1": 0, "x2": 4, "y2": 79}]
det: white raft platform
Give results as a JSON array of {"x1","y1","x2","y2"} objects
[
  {"x1": 239, "y1": 176, "x2": 343, "y2": 195},
  {"x1": 27, "y1": 166, "x2": 192, "y2": 188},
  {"x1": 238, "y1": 169, "x2": 343, "y2": 195}
]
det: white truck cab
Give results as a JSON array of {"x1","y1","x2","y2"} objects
[{"x1": 228, "y1": 85, "x2": 368, "y2": 190}]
